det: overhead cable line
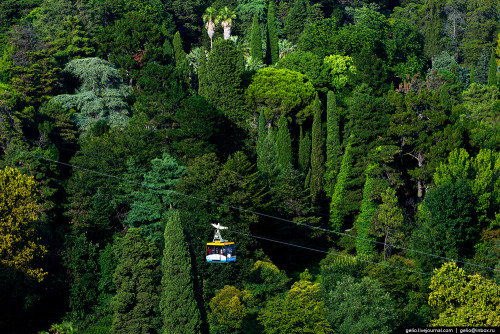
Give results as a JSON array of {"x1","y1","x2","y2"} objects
[
  {"x1": 1, "y1": 144, "x2": 498, "y2": 274},
  {"x1": 227, "y1": 228, "x2": 500, "y2": 292}
]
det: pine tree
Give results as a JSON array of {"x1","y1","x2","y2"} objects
[
  {"x1": 309, "y1": 93, "x2": 324, "y2": 202},
  {"x1": 111, "y1": 228, "x2": 158, "y2": 334},
  {"x1": 285, "y1": 0, "x2": 310, "y2": 44},
  {"x1": 488, "y1": 48, "x2": 497, "y2": 87},
  {"x1": 470, "y1": 64, "x2": 475, "y2": 84},
  {"x1": 160, "y1": 211, "x2": 202, "y2": 334},
  {"x1": 354, "y1": 166, "x2": 377, "y2": 257},
  {"x1": 298, "y1": 126, "x2": 311, "y2": 174},
  {"x1": 173, "y1": 31, "x2": 187, "y2": 66},
  {"x1": 325, "y1": 90, "x2": 340, "y2": 196},
  {"x1": 250, "y1": 15, "x2": 263, "y2": 63},
  {"x1": 276, "y1": 114, "x2": 292, "y2": 171},
  {"x1": 330, "y1": 138, "x2": 352, "y2": 231},
  {"x1": 266, "y1": 0, "x2": 279, "y2": 65}
]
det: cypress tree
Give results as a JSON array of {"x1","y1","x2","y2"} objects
[
  {"x1": 111, "y1": 228, "x2": 158, "y2": 334},
  {"x1": 250, "y1": 15, "x2": 263, "y2": 63},
  {"x1": 476, "y1": 49, "x2": 489, "y2": 85},
  {"x1": 330, "y1": 138, "x2": 352, "y2": 231},
  {"x1": 354, "y1": 166, "x2": 377, "y2": 257},
  {"x1": 257, "y1": 109, "x2": 267, "y2": 172},
  {"x1": 266, "y1": 0, "x2": 279, "y2": 65},
  {"x1": 276, "y1": 114, "x2": 292, "y2": 171},
  {"x1": 488, "y1": 49, "x2": 497, "y2": 87},
  {"x1": 285, "y1": 0, "x2": 310, "y2": 44},
  {"x1": 173, "y1": 31, "x2": 187, "y2": 66},
  {"x1": 198, "y1": 47, "x2": 208, "y2": 96},
  {"x1": 309, "y1": 93, "x2": 324, "y2": 202},
  {"x1": 470, "y1": 64, "x2": 475, "y2": 84},
  {"x1": 257, "y1": 127, "x2": 280, "y2": 181},
  {"x1": 160, "y1": 211, "x2": 202, "y2": 334},
  {"x1": 298, "y1": 126, "x2": 311, "y2": 174},
  {"x1": 325, "y1": 90, "x2": 340, "y2": 196},
  {"x1": 206, "y1": 39, "x2": 247, "y2": 125}
]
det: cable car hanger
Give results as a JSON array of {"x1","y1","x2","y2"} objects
[{"x1": 206, "y1": 223, "x2": 236, "y2": 263}]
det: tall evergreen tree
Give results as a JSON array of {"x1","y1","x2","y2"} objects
[
  {"x1": 250, "y1": 15, "x2": 263, "y2": 63},
  {"x1": 470, "y1": 64, "x2": 475, "y2": 84},
  {"x1": 276, "y1": 114, "x2": 292, "y2": 171},
  {"x1": 206, "y1": 39, "x2": 248, "y2": 125},
  {"x1": 298, "y1": 126, "x2": 311, "y2": 174},
  {"x1": 160, "y1": 211, "x2": 202, "y2": 334},
  {"x1": 257, "y1": 127, "x2": 280, "y2": 182},
  {"x1": 285, "y1": 0, "x2": 310, "y2": 44},
  {"x1": 476, "y1": 49, "x2": 489, "y2": 85},
  {"x1": 354, "y1": 165, "x2": 377, "y2": 257},
  {"x1": 330, "y1": 138, "x2": 352, "y2": 231},
  {"x1": 198, "y1": 47, "x2": 208, "y2": 96},
  {"x1": 173, "y1": 31, "x2": 187, "y2": 66},
  {"x1": 488, "y1": 48, "x2": 497, "y2": 87},
  {"x1": 111, "y1": 228, "x2": 158, "y2": 334},
  {"x1": 325, "y1": 90, "x2": 340, "y2": 196},
  {"x1": 266, "y1": 0, "x2": 279, "y2": 65},
  {"x1": 309, "y1": 93, "x2": 324, "y2": 202}
]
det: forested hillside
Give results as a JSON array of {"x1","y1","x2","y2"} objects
[{"x1": 0, "y1": 0, "x2": 499, "y2": 333}]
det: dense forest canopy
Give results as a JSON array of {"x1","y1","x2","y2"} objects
[{"x1": 0, "y1": 0, "x2": 499, "y2": 333}]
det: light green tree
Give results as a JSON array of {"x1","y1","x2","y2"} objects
[
  {"x1": 250, "y1": 15, "x2": 263, "y2": 63},
  {"x1": 218, "y1": 7, "x2": 237, "y2": 40},
  {"x1": 354, "y1": 165, "x2": 377, "y2": 257},
  {"x1": 330, "y1": 138, "x2": 352, "y2": 231},
  {"x1": 0, "y1": 166, "x2": 46, "y2": 282},
  {"x1": 373, "y1": 187, "x2": 404, "y2": 260},
  {"x1": 203, "y1": 7, "x2": 217, "y2": 49},
  {"x1": 323, "y1": 55, "x2": 357, "y2": 91},
  {"x1": 428, "y1": 261, "x2": 500, "y2": 327},
  {"x1": 258, "y1": 276, "x2": 333, "y2": 333},
  {"x1": 276, "y1": 114, "x2": 292, "y2": 172},
  {"x1": 209, "y1": 285, "x2": 249, "y2": 334}
]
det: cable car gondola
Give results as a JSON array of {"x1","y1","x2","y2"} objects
[{"x1": 206, "y1": 223, "x2": 236, "y2": 263}]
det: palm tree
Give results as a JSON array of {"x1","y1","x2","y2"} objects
[
  {"x1": 218, "y1": 7, "x2": 237, "y2": 40},
  {"x1": 203, "y1": 7, "x2": 217, "y2": 49}
]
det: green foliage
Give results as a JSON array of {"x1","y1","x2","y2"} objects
[
  {"x1": 276, "y1": 50, "x2": 331, "y2": 92},
  {"x1": 246, "y1": 261, "x2": 289, "y2": 305},
  {"x1": 411, "y1": 180, "x2": 478, "y2": 272},
  {"x1": 110, "y1": 228, "x2": 159, "y2": 334},
  {"x1": 428, "y1": 261, "x2": 500, "y2": 326},
  {"x1": 247, "y1": 67, "x2": 315, "y2": 123},
  {"x1": 64, "y1": 234, "x2": 99, "y2": 322},
  {"x1": 476, "y1": 49, "x2": 490, "y2": 85},
  {"x1": 298, "y1": 18, "x2": 339, "y2": 58},
  {"x1": 206, "y1": 39, "x2": 248, "y2": 125},
  {"x1": 470, "y1": 64, "x2": 476, "y2": 84},
  {"x1": 209, "y1": 285, "x2": 249, "y2": 334},
  {"x1": 309, "y1": 94, "x2": 324, "y2": 203},
  {"x1": 52, "y1": 57, "x2": 130, "y2": 131},
  {"x1": 259, "y1": 279, "x2": 332, "y2": 334},
  {"x1": 169, "y1": 95, "x2": 222, "y2": 159},
  {"x1": 326, "y1": 275, "x2": 397, "y2": 334},
  {"x1": 172, "y1": 31, "x2": 187, "y2": 66},
  {"x1": 285, "y1": 0, "x2": 310, "y2": 44},
  {"x1": 0, "y1": 166, "x2": 46, "y2": 281},
  {"x1": 298, "y1": 126, "x2": 311, "y2": 175},
  {"x1": 488, "y1": 48, "x2": 497, "y2": 87},
  {"x1": 250, "y1": 15, "x2": 263, "y2": 63},
  {"x1": 325, "y1": 91, "x2": 340, "y2": 196},
  {"x1": 266, "y1": 0, "x2": 279, "y2": 65},
  {"x1": 373, "y1": 187, "x2": 404, "y2": 260},
  {"x1": 98, "y1": 11, "x2": 173, "y2": 85},
  {"x1": 329, "y1": 139, "x2": 352, "y2": 231},
  {"x1": 161, "y1": 211, "x2": 202, "y2": 334},
  {"x1": 52, "y1": 15, "x2": 96, "y2": 64},
  {"x1": 257, "y1": 126, "x2": 280, "y2": 181},
  {"x1": 125, "y1": 153, "x2": 187, "y2": 241},
  {"x1": 276, "y1": 114, "x2": 292, "y2": 172},
  {"x1": 354, "y1": 168, "x2": 377, "y2": 257},
  {"x1": 434, "y1": 148, "x2": 500, "y2": 228},
  {"x1": 323, "y1": 55, "x2": 356, "y2": 91}
]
